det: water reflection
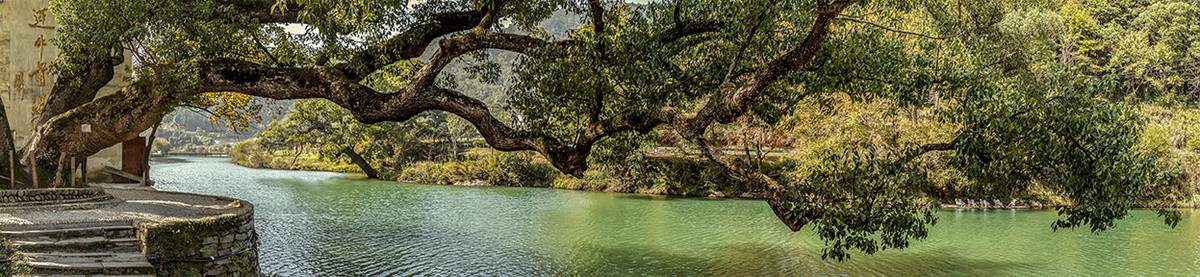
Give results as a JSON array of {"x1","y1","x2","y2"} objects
[{"x1": 152, "y1": 157, "x2": 1197, "y2": 276}]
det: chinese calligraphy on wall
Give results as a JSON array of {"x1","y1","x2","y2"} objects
[{"x1": 12, "y1": 7, "x2": 57, "y2": 130}]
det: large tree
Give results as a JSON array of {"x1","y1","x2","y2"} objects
[{"x1": 9, "y1": 0, "x2": 1180, "y2": 259}]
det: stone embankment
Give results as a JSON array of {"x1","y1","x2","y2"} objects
[{"x1": 0, "y1": 184, "x2": 258, "y2": 276}]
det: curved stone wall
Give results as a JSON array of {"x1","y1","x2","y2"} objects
[{"x1": 136, "y1": 193, "x2": 259, "y2": 277}]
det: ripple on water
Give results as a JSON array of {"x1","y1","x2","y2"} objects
[{"x1": 152, "y1": 157, "x2": 1200, "y2": 276}]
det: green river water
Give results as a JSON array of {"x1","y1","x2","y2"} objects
[{"x1": 151, "y1": 157, "x2": 1199, "y2": 276}]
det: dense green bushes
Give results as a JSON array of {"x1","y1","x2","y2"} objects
[
  {"x1": 767, "y1": 94, "x2": 1200, "y2": 207},
  {"x1": 228, "y1": 140, "x2": 265, "y2": 168},
  {"x1": 391, "y1": 152, "x2": 559, "y2": 187},
  {"x1": 229, "y1": 140, "x2": 364, "y2": 173},
  {"x1": 1135, "y1": 98, "x2": 1200, "y2": 206},
  {"x1": 557, "y1": 156, "x2": 778, "y2": 197},
  {"x1": 231, "y1": 140, "x2": 766, "y2": 197},
  {"x1": 228, "y1": 96, "x2": 1200, "y2": 206}
]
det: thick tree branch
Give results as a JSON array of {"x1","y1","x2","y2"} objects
[
  {"x1": 587, "y1": 0, "x2": 608, "y2": 128},
  {"x1": 588, "y1": 0, "x2": 606, "y2": 35},
  {"x1": 422, "y1": 87, "x2": 541, "y2": 151},
  {"x1": 340, "y1": 11, "x2": 487, "y2": 81},
  {"x1": 37, "y1": 50, "x2": 118, "y2": 126},
  {"x1": 191, "y1": 58, "x2": 545, "y2": 157},
  {"x1": 688, "y1": 1, "x2": 853, "y2": 132},
  {"x1": 406, "y1": 32, "x2": 553, "y2": 94},
  {"x1": 474, "y1": 0, "x2": 510, "y2": 32},
  {"x1": 658, "y1": 20, "x2": 724, "y2": 44},
  {"x1": 654, "y1": 0, "x2": 857, "y2": 231},
  {"x1": 25, "y1": 80, "x2": 186, "y2": 187},
  {"x1": 891, "y1": 140, "x2": 957, "y2": 170}
]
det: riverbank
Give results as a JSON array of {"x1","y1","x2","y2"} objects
[
  {"x1": 220, "y1": 152, "x2": 770, "y2": 199},
  {"x1": 209, "y1": 95, "x2": 1200, "y2": 209},
  {"x1": 220, "y1": 151, "x2": 1200, "y2": 209},
  {"x1": 224, "y1": 153, "x2": 1063, "y2": 208}
]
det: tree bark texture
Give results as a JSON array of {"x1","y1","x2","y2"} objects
[
  {"x1": 341, "y1": 146, "x2": 379, "y2": 179},
  {"x1": 24, "y1": 0, "x2": 864, "y2": 230}
]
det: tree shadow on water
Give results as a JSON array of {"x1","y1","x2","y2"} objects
[
  {"x1": 839, "y1": 246, "x2": 1043, "y2": 276},
  {"x1": 558, "y1": 240, "x2": 1041, "y2": 276}
]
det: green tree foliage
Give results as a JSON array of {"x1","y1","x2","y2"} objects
[
  {"x1": 254, "y1": 99, "x2": 464, "y2": 176},
  {"x1": 1059, "y1": 0, "x2": 1200, "y2": 97},
  {"x1": 36, "y1": 0, "x2": 1186, "y2": 261},
  {"x1": 951, "y1": 70, "x2": 1171, "y2": 231}
]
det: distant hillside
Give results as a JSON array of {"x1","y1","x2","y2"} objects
[{"x1": 156, "y1": 99, "x2": 293, "y2": 154}]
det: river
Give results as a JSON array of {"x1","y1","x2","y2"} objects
[{"x1": 150, "y1": 157, "x2": 1199, "y2": 276}]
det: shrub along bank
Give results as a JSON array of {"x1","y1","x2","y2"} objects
[
  {"x1": 226, "y1": 97, "x2": 1200, "y2": 207},
  {"x1": 230, "y1": 146, "x2": 764, "y2": 198}
]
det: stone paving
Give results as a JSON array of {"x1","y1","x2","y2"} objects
[
  {"x1": 0, "y1": 184, "x2": 248, "y2": 227},
  {"x1": 0, "y1": 184, "x2": 255, "y2": 276}
]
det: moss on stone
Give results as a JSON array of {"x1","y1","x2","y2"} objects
[
  {"x1": 142, "y1": 215, "x2": 246, "y2": 258},
  {"x1": 142, "y1": 213, "x2": 257, "y2": 276},
  {"x1": 228, "y1": 242, "x2": 259, "y2": 276},
  {"x1": 1, "y1": 237, "x2": 31, "y2": 276}
]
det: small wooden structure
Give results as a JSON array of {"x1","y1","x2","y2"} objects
[{"x1": 113, "y1": 137, "x2": 146, "y2": 183}]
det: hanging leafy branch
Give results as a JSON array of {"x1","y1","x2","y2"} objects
[{"x1": 16, "y1": 0, "x2": 1183, "y2": 260}]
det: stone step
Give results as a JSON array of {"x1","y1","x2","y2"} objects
[
  {"x1": 35, "y1": 275, "x2": 154, "y2": 277},
  {"x1": 13, "y1": 237, "x2": 142, "y2": 253},
  {"x1": 24, "y1": 252, "x2": 152, "y2": 276},
  {"x1": 26, "y1": 252, "x2": 148, "y2": 264},
  {"x1": 25, "y1": 253, "x2": 152, "y2": 276},
  {"x1": 0, "y1": 224, "x2": 137, "y2": 241},
  {"x1": 26, "y1": 259, "x2": 155, "y2": 276},
  {"x1": 0, "y1": 221, "x2": 135, "y2": 232}
]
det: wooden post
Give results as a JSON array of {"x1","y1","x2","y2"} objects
[
  {"x1": 53, "y1": 153, "x2": 65, "y2": 189},
  {"x1": 29, "y1": 154, "x2": 36, "y2": 188},
  {"x1": 71, "y1": 157, "x2": 77, "y2": 187},
  {"x1": 8, "y1": 150, "x2": 13, "y2": 189},
  {"x1": 81, "y1": 157, "x2": 88, "y2": 185}
]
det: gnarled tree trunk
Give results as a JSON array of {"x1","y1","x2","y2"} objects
[
  {"x1": 341, "y1": 146, "x2": 378, "y2": 179},
  {"x1": 23, "y1": 82, "x2": 183, "y2": 187},
  {"x1": 18, "y1": 49, "x2": 122, "y2": 187}
]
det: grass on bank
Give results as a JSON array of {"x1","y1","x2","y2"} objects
[
  {"x1": 226, "y1": 96, "x2": 1200, "y2": 206},
  {"x1": 231, "y1": 144, "x2": 756, "y2": 197}
]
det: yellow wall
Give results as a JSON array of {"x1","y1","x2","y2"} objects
[{"x1": 0, "y1": 0, "x2": 133, "y2": 181}]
